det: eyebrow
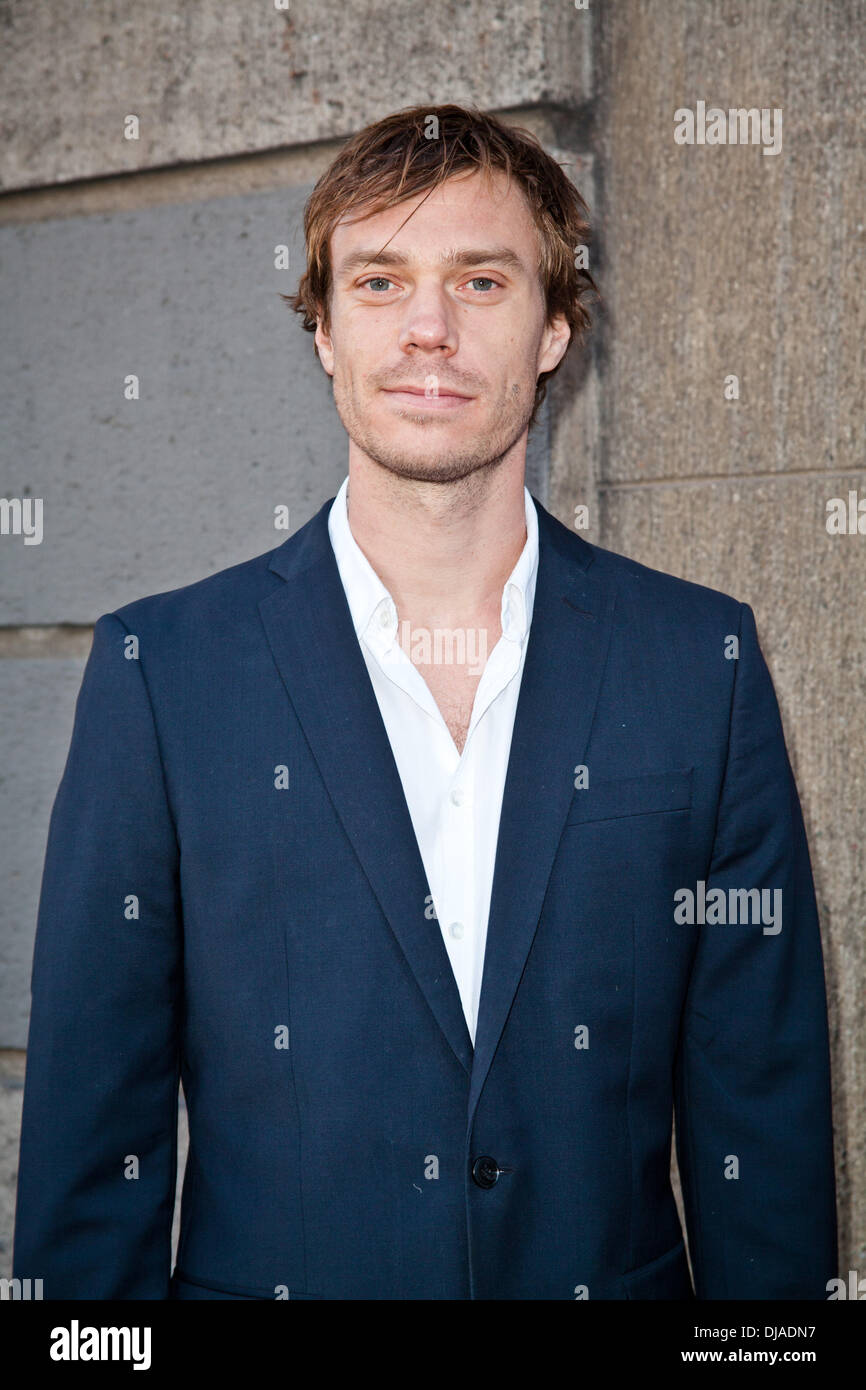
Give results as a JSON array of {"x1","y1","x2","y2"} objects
[{"x1": 336, "y1": 246, "x2": 527, "y2": 279}]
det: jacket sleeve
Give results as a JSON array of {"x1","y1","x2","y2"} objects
[
  {"x1": 673, "y1": 601, "x2": 837, "y2": 1299},
  {"x1": 12, "y1": 612, "x2": 182, "y2": 1299}
]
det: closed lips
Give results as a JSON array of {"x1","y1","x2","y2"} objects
[{"x1": 386, "y1": 386, "x2": 471, "y2": 397}]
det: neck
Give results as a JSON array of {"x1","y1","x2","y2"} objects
[{"x1": 344, "y1": 451, "x2": 529, "y2": 627}]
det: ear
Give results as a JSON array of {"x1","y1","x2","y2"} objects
[
  {"x1": 537, "y1": 312, "x2": 571, "y2": 375},
  {"x1": 314, "y1": 318, "x2": 335, "y2": 376}
]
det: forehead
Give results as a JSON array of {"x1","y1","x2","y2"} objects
[{"x1": 330, "y1": 168, "x2": 541, "y2": 270}]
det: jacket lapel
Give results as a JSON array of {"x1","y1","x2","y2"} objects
[
  {"x1": 258, "y1": 500, "x2": 475, "y2": 1077},
  {"x1": 258, "y1": 494, "x2": 618, "y2": 1107},
  {"x1": 466, "y1": 504, "x2": 618, "y2": 1125}
]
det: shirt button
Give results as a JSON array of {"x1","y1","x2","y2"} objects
[
  {"x1": 449, "y1": 921, "x2": 464, "y2": 940},
  {"x1": 450, "y1": 788, "x2": 464, "y2": 806},
  {"x1": 378, "y1": 604, "x2": 392, "y2": 628}
]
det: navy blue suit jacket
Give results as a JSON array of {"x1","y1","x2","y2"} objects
[{"x1": 13, "y1": 494, "x2": 837, "y2": 1299}]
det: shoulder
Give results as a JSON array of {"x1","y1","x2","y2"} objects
[
  {"x1": 537, "y1": 501, "x2": 747, "y2": 632},
  {"x1": 100, "y1": 543, "x2": 284, "y2": 645}
]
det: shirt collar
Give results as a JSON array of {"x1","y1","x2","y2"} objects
[{"x1": 327, "y1": 473, "x2": 539, "y2": 655}]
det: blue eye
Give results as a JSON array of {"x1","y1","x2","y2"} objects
[{"x1": 358, "y1": 274, "x2": 501, "y2": 294}]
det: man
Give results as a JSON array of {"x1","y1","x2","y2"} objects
[{"x1": 13, "y1": 104, "x2": 836, "y2": 1300}]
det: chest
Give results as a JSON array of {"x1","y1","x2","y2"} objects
[
  {"x1": 397, "y1": 607, "x2": 503, "y2": 755},
  {"x1": 413, "y1": 660, "x2": 481, "y2": 754}
]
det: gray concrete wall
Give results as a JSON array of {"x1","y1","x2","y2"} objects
[
  {"x1": 589, "y1": 0, "x2": 866, "y2": 1281},
  {"x1": 1, "y1": 0, "x2": 862, "y2": 1287}
]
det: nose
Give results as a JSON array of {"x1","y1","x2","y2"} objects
[{"x1": 397, "y1": 284, "x2": 458, "y2": 357}]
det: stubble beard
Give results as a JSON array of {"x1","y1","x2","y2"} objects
[{"x1": 331, "y1": 371, "x2": 535, "y2": 485}]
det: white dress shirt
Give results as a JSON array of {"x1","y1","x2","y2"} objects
[{"x1": 327, "y1": 475, "x2": 539, "y2": 1044}]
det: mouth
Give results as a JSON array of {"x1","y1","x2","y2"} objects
[{"x1": 382, "y1": 386, "x2": 474, "y2": 411}]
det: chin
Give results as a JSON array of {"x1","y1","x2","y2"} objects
[{"x1": 367, "y1": 445, "x2": 501, "y2": 486}]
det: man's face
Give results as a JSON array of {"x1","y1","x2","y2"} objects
[{"x1": 315, "y1": 168, "x2": 571, "y2": 484}]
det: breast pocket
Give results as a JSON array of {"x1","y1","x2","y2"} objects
[{"x1": 564, "y1": 767, "x2": 693, "y2": 826}]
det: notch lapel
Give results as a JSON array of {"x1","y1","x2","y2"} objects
[
  {"x1": 258, "y1": 500, "x2": 474, "y2": 1077},
  {"x1": 467, "y1": 502, "x2": 618, "y2": 1126}
]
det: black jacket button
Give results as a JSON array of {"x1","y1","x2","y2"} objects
[{"x1": 471, "y1": 1155, "x2": 500, "y2": 1188}]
